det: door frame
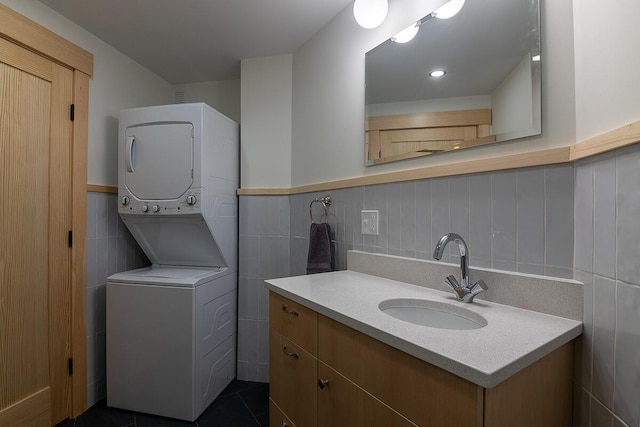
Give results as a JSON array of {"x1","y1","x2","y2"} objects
[{"x1": 0, "y1": 3, "x2": 93, "y2": 418}]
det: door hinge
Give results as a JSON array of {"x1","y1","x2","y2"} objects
[
  {"x1": 68, "y1": 230, "x2": 73, "y2": 248},
  {"x1": 68, "y1": 358, "x2": 73, "y2": 376},
  {"x1": 70, "y1": 104, "x2": 75, "y2": 121}
]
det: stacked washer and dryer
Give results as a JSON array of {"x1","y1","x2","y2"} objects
[{"x1": 106, "y1": 103, "x2": 239, "y2": 421}]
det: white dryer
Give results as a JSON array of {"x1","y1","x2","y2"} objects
[{"x1": 106, "y1": 103, "x2": 239, "y2": 421}]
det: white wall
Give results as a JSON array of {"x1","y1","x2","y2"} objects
[
  {"x1": 172, "y1": 80, "x2": 241, "y2": 123},
  {"x1": 1, "y1": 0, "x2": 173, "y2": 187},
  {"x1": 573, "y1": 0, "x2": 640, "y2": 142},
  {"x1": 240, "y1": 55, "x2": 293, "y2": 188},
  {"x1": 288, "y1": 0, "x2": 576, "y2": 187}
]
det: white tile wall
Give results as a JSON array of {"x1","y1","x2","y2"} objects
[
  {"x1": 573, "y1": 143, "x2": 640, "y2": 427},
  {"x1": 237, "y1": 195, "x2": 290, "y2": 382},
  {"x1": 85, "y1": 192, "x2": 149, "y2": 407}
]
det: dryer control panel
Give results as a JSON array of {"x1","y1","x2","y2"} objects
[{"x1": 118, "y1": 190, "x2": 202, "y2": 215}]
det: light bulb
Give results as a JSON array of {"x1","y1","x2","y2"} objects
[
  {"x1": 391, "y1": 22, "x2": 420, "y2": 43},
  {"x1": 353, "y1": 0, "x2": 389, "y2": 29},
  {"x1": 429, "y1": 70, "x2": 446, "y2": 77},
  {"x1": 432, "y1": 0, "x2": 465, "y2": 19}
]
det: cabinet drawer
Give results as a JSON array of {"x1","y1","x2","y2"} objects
[
  {"x1": 269, "y1": 292, "x2": 317, "y2": 355},
  {"x1": 269, "y1": 328, "x2": 317, "y2": 427},
  {"x1": 317, "y1": 362, "x2": 417, "y2": 427},
  {"x1": 318, "y1": 314, "x2": 483, "y2": 427},
  {"x1": 270, "y1": 398, "x2": 296, "y2": 427}
]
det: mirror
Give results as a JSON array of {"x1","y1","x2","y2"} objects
[{"x1": 365, "y1": 0, "x2": 541, "y2": 165}]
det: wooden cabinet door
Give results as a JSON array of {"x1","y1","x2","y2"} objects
[
  {"x1": 270, "y1": 398, "x2": 296, "y2": 427},
  {"x1": 0, "y1": 36, "x2": 74, "y2": 426},
  {"x1": 317, "y1": 362, "x2": 417, "y2": 427},
  {"x1": 269, "y1": 328, "x2": 318, "y2": 427}
]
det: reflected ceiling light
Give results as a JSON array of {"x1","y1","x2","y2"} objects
[
  {"x1": 391, "y1": 21, "x2": 420, "y2": 43},
  {"x1": 429, "y1": 69, "x2": 446, "y2": 77},
  {"x1": 353, "y1": 0, "x2": 389, "y2": 29},
  {"x1": 532, "y1": 54, "x2": 541, "y2": 62},
  {"x1": 432, "y1": 0, "x2": 465, "y2": 19}
]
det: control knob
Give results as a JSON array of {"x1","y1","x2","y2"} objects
[
  {"x1": 141, "y1": 205, "x2": 149, "y2": 213},
  {"x1": 186, "y1": 195, "x2": 197, "y2": 206},
  {"x1": 121, "y1": 195, "x2": 129, "y2": 206},
  {"x1": 152, "y1": 205, "x2": 160, "y2": 213}
]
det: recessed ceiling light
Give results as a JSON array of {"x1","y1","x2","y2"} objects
[{"x1": 429, "y1": 70, "x2": 446, "y2": 78}]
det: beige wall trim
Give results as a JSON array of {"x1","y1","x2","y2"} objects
[
  {"x1": 0, "y1": 4, "x2": 93, "y2": 76},
  {"x1": 237, "y1": 188, "x2": 292, "y2": 196},
  {"x1": 239, "y1": 147, "x2": 571, "y2": 196},
  {"x1": 570, "y1": 119, "x2": 640, "y2": 161},
  {"x1": 239, "y1": 119, "x2": 640, "y2": 196},
  {"x1": 0, "y1": 387, "x2": 51, "y2": 427},
  {"x1": 87, "y1": 184, "x2": 118, "y2": 194}
]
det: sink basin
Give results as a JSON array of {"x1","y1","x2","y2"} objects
[{"x1": 379, "y1": 298, "x2": 487, "y2": 330}]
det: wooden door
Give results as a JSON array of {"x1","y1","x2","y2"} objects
[{"x1": 0, "y1": 36, "x2": 74, "y2": 427}]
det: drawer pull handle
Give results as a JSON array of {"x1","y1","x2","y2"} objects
[
  {"x1": 281, "y1": 304, "x2": 299, "y2": 317},
  {"x1": 318, "y1": 379, "x2": 329, "y2": 389},
  {"x1": 282, "y1": 345, "x2": 299, "y2": 359}
]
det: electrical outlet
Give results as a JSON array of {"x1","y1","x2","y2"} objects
[{"x1": 361, "y1": 210, "x2": 379, "y2": 235}]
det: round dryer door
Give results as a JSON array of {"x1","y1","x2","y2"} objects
[{"x1": 124, "y1": 123, "x2": 193, "y2": 200}]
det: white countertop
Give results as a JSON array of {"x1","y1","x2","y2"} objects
[{"x1": 265, "y1": 270, "x2": 582, "y2": 388}]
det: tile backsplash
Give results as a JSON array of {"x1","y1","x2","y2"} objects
[{"x1": 289, "y1": 163, "x2": 575, "y2": 278}]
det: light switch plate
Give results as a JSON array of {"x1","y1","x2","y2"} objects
[{"x1": 361, "y1": 210, "x2": 379, "y2": 235}]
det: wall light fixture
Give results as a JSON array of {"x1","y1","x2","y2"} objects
[{"x1": 353, "y1": 0, "x2": 389, "y2": 29}]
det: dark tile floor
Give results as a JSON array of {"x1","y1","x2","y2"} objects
[{"x1": 55, "y1": 380, "x2": 269, "y2": 427}]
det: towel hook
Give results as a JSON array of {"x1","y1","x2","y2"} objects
[{"x1": 309, "y1": 195, "x2": 331, "y2": 223}]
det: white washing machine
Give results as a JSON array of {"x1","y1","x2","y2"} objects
[
  {"x1": 106, "y1": 103, "x2": 239, "y2": 421},
  {"x1": 107, "y1": 267, "x2": 236, "y2": 421}
]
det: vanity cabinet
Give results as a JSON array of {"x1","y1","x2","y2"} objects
[
  {"x1": 269, "y1": 292, "x2": 573, "y2": 427},
  {"x1": 269, "y1": 292, "x2": 414, "y2": 427}
]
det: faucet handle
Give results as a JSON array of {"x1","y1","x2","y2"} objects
[
  {"x1": 444, "y1": 275, "x2": 461, "y2": 290},
  {"x1": 470, "y1": 280, "x2": 488, "y2": 296}
]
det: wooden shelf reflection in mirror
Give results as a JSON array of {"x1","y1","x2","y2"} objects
[{"x1": 366, "y1": 109, "x2": 495, "y2": 165}]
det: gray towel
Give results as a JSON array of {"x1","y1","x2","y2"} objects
[{"x1": 306, "y1": 222, "x2": 331, "y2": 274}]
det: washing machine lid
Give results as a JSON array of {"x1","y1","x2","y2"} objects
[
  {"x1": 107, "y1": 265, "x2": 225, "y2": 287},
  {"x1": 121, "y1": 214, "x2": 228, "y2": 268},
  {"x1": 124, "y1": 122, "x2": 194, "y2": 201}
]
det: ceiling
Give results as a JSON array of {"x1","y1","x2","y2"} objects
[{"x1": 38, "y1": 0, "x2": 353, "y2": 84}]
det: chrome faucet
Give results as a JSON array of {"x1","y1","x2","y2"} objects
[{"x1": 433, "y1": 233, "x2": 487, "y2": 303}]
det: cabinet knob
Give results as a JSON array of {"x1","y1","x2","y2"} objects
[
  {"x1": 318, "y1": 379, "x2": 329, "y2": 389},
  {"x1": 281, "y1": 421, "x2": 288, "y2": 427}
]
